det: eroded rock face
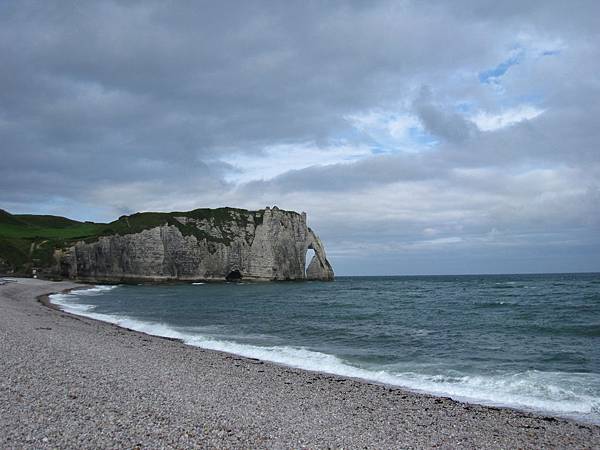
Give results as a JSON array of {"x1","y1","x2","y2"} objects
[
  {"x1": 56, "y1": 208, "x2": 334, "y2": 282},
  {"x1": 306, "y1": 228, "x2": 335, "y2": 281}
]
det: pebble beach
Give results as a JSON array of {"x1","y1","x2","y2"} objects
[{"x1": 1, "y1": 278, "x2": 599, "y2": 449}]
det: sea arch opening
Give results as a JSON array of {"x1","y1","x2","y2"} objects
[{"x1": 305, "y1": 248, "x2": 316, "y2": 275}]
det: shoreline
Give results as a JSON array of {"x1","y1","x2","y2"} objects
[
  {"x1": 44, "y1": 284, "x2": 599, "y2": 427},
  {"x1": 39, "y1": 289, "x2": 187, "y2": 344},
  {"x1": 2, "y1": 278, "x2": 599, "y2": 448}
]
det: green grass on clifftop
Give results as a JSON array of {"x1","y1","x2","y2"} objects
[{"x1": 0, "y1": 207, "x2": 275, "y2": 275}]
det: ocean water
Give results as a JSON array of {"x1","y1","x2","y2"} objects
[{"x1": 50, "y1": 273, "x2": 600, "y2": 423}]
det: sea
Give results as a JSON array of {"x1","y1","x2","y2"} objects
[{"x1": 50, "y1": 273, "x2": 600, "y2": 424}]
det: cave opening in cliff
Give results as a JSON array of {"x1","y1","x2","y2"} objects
[
  {"x1": 226, "y1": 269, "x2": 242, "y2": 281},
  {"x1": 305, "y1": 248, "x2": 315, "y2": 275}
]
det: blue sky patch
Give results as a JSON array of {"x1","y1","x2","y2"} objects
[
  {"x1": 408, "y1": 126, "x2": 438, "y2": 147},
  {"x1": 479, "y1": 51, "x2": 523, "y2": 84}
]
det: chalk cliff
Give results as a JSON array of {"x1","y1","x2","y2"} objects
[{"x1": 55, "y1": 207, "x2": 334, "y2": 282}]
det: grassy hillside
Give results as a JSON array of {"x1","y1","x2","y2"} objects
[
  {"x1": 0, "y1": 207, "x2": 267, "y2": 275},
  {"x1": 0, "y1": 210, "x2": 105, "y2": 275}
]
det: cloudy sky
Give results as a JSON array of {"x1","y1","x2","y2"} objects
[{"x1": 1, "y1": 1, "x2": 599, "y2": 275}]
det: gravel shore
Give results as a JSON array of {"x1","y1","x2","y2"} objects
[{"x1": 1, "y1": 278, "x2": 599, "y2": 449}]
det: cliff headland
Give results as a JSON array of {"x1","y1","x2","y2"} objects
[{"x1": 0, "y1": 206, "x2": 334, "y2": 282}]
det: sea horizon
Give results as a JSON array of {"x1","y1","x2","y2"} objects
[{"x1": 332, "y1": 271, "x2": 600, "y2": 278}]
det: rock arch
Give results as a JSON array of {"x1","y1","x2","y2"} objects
[{"x1": 305, "y1": 228, "x2": 334, "y2": 281}]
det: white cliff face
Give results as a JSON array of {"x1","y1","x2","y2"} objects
[{"x1": 57, "y1": 208, "x2": 334, "y2": 282}]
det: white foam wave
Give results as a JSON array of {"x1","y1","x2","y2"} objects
[
  {"x1": 191, "y1": 282, "x2": 205, "y2": 285},
  {"x1": 49, "y1": 285, "x2": 118, "y2": 314},
  {"x1": 73, "y1": 285, "x2": 118, "y2": 296},
  {"x1": 381, "y1": 370, "x2": 600, "y2": 421},
  {"x1": 48, "y1": 288, "x2": 600, "y2": 424},
  {"x1": 50, "y1": 293, "x2": 96, "y2": 314}
]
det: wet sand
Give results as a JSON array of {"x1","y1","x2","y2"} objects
[{"x1": 1, "y1": 278, "x2": 599, "y2": 449}]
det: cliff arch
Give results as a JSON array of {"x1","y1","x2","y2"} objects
[{"x1": 305, "y1": 228, "x2": 334, "y2": 281}]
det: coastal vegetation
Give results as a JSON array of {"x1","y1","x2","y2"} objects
[{"x1": 0, "y1": 207, "x2": 267, "y2": 275}]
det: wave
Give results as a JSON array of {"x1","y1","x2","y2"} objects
[
  {"x1": 48, "y1": 286, "x2": 600, "y2": 424},
  {"x1": 384, "y1": 370, "x2": 599, "y2": 421},
  {"x1": 73, "y1": 285, "x2": 118, "y2": 296},
  {"x1": 50, "y1": 285, "x2": 119, "y2": 313}
]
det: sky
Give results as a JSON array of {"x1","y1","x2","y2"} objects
[{"x1": 1, "y1": 1, "x2": 599, "y2": 275}]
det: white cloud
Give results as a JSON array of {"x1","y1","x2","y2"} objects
[
  {"x1": 224, "y1": 142, "x2": 373, "y2": 183},
  {"x1": 388, "y1": 115, "x2": 421, "y2": 139},
  {"x1": 515, "y1": 31, "x2": 567, "y2": 58},
  {"x1": 345, "y1": 109, "x2": 428, "y2": 152},
  {"x1": 471, "y1": 105, "x2": 545, "y2": 131}
]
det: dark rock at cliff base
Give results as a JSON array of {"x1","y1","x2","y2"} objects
[{"x1": 226, "y1": 270, "x2": 242, "y2": 282}]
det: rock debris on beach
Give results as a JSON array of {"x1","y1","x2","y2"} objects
[{"x1": 1, "y1": 278, "x2": 599, "y2": 449}]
